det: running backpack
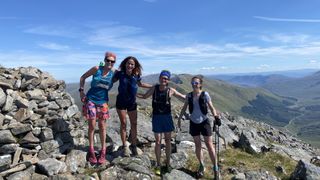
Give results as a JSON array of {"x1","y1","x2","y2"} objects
[
  {"x1": 188, "y1": 91, "x2": 208, "y2": 115},
  {"x1": 152, "y1": 84, "x2": 171, "y2": 114}
]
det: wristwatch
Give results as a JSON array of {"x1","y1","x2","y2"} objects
[{"x1": 79, "y1": 87, "x2": 84, "y2": 92}]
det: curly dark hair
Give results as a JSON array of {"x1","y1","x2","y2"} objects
[{"x1": 119, "y1": 56, "x2": 142, "y2": 76}]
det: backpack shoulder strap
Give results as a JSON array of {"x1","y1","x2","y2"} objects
[
  {"x1": 188, "y1": 92, "x2": 194, "y2": 113},
  {"x1": 199, "y1": 91, "x2": 208, "y2": 115},
  {"x1": 200, "y1": 91, "x2": 206, "y2": 101},
  {"x1": 152, "y1": 84, "x2": 160, "y2": 101},
  {"x1": 166, "y1": 87, "x2": 170, "y2": 103}
]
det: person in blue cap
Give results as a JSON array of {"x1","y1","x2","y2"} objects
[{"x1": 137, "y1": 70, "x2": 185, "y2": 175}]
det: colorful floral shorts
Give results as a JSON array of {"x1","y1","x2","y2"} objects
[{"x1": 82, "y1": 100, "x2": 110, "y2": 120}]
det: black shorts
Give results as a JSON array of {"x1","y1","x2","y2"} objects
[
  {"x1": 189, "y1": 119, "x2": 212, "y2": 136},
  {"x1": 116, "y1": 101, "x2": 137, "y2": 112}
]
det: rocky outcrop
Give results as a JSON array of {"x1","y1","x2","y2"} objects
[
  {"x1": 291, "y1": 160, "x2": 320, "y2": 180},
  {"x1": 0, "y1": 67, "x2": 86, "y2": 178}
]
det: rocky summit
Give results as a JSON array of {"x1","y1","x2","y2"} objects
[{"x1": 0, "y1": 66, "x2": 319, "y2": 179}]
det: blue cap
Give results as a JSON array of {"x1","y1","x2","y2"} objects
[{"x1": 160, "y1": 70, "x2": 171, "y2": 79}]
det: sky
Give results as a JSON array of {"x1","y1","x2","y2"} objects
[{"x1": 1, "y1": 0, "x2": 320, "y2": 82}]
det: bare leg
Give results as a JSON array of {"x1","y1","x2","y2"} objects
[
  {"x1": 117, "y1": 109, "x2": 127, "y2": 146},
  {"x1": 154, "y1": 133, "x2": 162, "y2": 166},
  {"x1": 164, "y1": 132, "x2": 172, "y2": 166},
  {"x1": 193, "y1": 136, "x2": 203, "y2": 165},
  {"x1": 88, "y1": 118, "x2": 97, "y2": 148},
  {"x1": 88, "y1": 118, "x2": 97, "y2": 163},
  {"x1": 98, "y1": 119, "x2": 107, "y2": 149},
  {"x1": 204, "y1": 136, "x2": 217, "y2": 168},
  {"x1": 128, "y1": 110, "x2": 138, "y2": 146}
]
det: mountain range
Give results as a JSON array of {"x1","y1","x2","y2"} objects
[{"x1": 207, "y1": 69, "x2": 320, "y2": 147}]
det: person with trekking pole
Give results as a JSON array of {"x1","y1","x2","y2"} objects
[
  {"x1": 137, "y1": 70, "x2": 185, "y2": 175},
  {"x1": 177, "y1": 75, "x2": 221, "y2": 179}
]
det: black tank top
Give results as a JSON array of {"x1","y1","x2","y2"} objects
[{"x1": 152, "y1": 84, "x2": 171, "y2": 115}]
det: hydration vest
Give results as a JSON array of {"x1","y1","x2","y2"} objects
[
  {"x1": 152, "y1": 84, "x2": 171, "y2": 115},
  {"x1": 188, "y1": 91, "x2": 208, "y2": 115}
]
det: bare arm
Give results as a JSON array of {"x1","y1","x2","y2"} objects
[
  {"x1": 170, "y1": 88, "x2": 186, "y2": 102},
  {"x1": 207, "y1": 100, "x2": 218, "y2": 117},
  {"x1": 112, "y1": 69, "x2": 119, "y2": 83},
  {"x1": 138, "y1": 81, "x2": 153, "y2": 88},
  {"x1": 137, "y1": 86, "x2": 155, "y2": 99},
  {"x1": 178, "y1": 99, "x2": 188, "y2": 129},
  {"x1": 79, "y1": 66, "x2": 98, "y2": 101}
]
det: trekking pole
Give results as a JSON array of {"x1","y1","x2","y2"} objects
[
  {"x1": 216, "y1": 125, "x2": 220, "y2": 180},
  {"x1": 213, "y1": 121, "x2": 220, "y2": 180}
]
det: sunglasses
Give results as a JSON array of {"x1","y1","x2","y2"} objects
[
  {"x1": 161, "y1": 77, "x2": 169, "y2": 81},
  {"x1": 191, "y1": 81, "x2": 200, "y2": 85},
  {"x1": 105, "y1": 59, "x2": 116, "y2": 63}
]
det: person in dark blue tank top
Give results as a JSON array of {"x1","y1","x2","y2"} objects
[
  {"x1": 112, "y1": 56, "x2": 152, "y2": 157},
  {"x1": 137, "y1": 70, "x2": 185, "y2": 175},
  {"x1": 79, "y1": 51, "x2": 116, "y2": 165}
]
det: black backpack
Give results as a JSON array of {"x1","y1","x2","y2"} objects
[
  {"x1": 188, "y1": 91, "x2": 208, "y2": 115},
  {"x1": 152, "y1": 84, "x2": 171, "y2": 115}
]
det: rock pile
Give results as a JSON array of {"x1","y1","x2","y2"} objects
[{"x1": 0, "y1": 66, "x2": 87, "y2": 178}]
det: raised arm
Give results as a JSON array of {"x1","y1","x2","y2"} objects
[{"x1": 137, "y1": 86, "x2": 155, "y2": 99}]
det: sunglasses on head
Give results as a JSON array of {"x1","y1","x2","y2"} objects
[
  {"x1": 191, "y1": 81, "x2": 200, "y2": 85},
  {"x1": 105, "y1": 59, "x2": 116, "y2": 63}
]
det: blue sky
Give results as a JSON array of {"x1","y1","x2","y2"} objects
[{"x1": 1, "y1": 0, "x2": 320, "y2": 82}]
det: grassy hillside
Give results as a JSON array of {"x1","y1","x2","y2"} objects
[
  {"x1": 262, "y1": 71, "x2": 320, "y2": 101},
  {"x1": 209, "y1": 71, "x2": 320, "y2": 148},
  {"x1": 261, "y1": 71, "x2": 320, "y2": 147}
]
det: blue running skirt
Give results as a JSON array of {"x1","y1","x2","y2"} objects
[{"x1": 152, "y1": 114, "x2": 175, "y2": 133}]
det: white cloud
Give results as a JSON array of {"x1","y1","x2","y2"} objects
[
  {"x1": 10, "y1": 21, "x2": 320, "y2": 81},
  {"x1": 309, "y1": 60, "x2": 318, "y2": 64},
  {"x1": 260, "y1": 34, "x2": 310, "y2": 44},
  {"x1": 24, "y1": 25, "x2": 79, "y2": 38},
  {"x1": 198, "y1": 66, "x2": 229, "y2": 72},
  {"x1": 24, "y1": 22, "x2": 320, "y2": 63},
  {"x1": 38, "y1": 42, "x2": 70, "y2": 51},
  {"x1": 257, "y1": 64, "x2": 270, "y2": 70},
  {"x1": 201, "y1": 67, "x2": 216, "y2": 70},
  {"x1": 254, "y1": 16, "x2": 320, "y2": 23}
]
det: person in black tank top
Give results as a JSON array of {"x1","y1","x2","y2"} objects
[
  {"x1": 137, "y1": 70, "x2": 185, "y2": 175},
  {"x1": 152, "y1": 84, "x2": 171, "y2": 115}
]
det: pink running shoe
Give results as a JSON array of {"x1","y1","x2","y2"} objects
[
  {"x1": 88, "y1": 147, "x2": 97, "y2": 164},
  {"x1": 98, "y1": 148, "x2": 106, "y2": 164}
]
